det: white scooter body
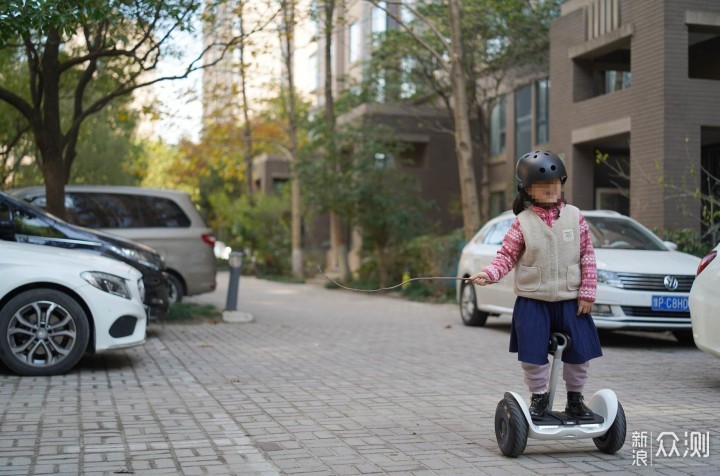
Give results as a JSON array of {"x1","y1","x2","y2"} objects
[
  {"x1": 494, "y1": 332, "x2": 626, "y2": 457},
  {"x1": 506, "y1": 388, "x2": 619, "y2": 440}
]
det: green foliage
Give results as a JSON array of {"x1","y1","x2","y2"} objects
[
  {"x1": 364, "y1": 0, "x2": 562, "y2": 106},
  {"x1": 398, "y1": 230, "x2": 466, "y2": 301},
  {"x1": 210, "y1": 187, "x2": 292, "y2": 276},
  {"x1": 2, "y1": 45, "x2": 143, "y2": 187},
  {"x1": 165, "y1": 302, "x2": 221, "y2": 323},
  {"x1": 652, "y1": 228, "x2": 714, "y2": 258},
  {"x1": 354, "y1": 229, "x2": 466, "y2": 301},
  {"x1": 137, "y1": 140, "x2": 190, "y2": 191},
  {"x1": 70, "y1": 104, "x2": 142, "y2": 185},
  {"x1": 299, "y1": 119, "x2": 435, "y2": 284},
  {"x1": 0, "y1": 0, "x2": 205, "y2": 217},
  {"x1": 0, "y1": 50, "x2": 32, "y2": 186}
]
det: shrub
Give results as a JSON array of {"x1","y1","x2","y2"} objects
[
  {"x1": 652, "y1": 227, "x2": 713, "y2": 258},
  {"x1": 355, "y1": 229, "x2": 466, "y2": 301}
]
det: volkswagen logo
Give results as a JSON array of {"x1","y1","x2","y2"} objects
[{"x1": 663, "y1": 275, "x2": 679, "y2": 291}]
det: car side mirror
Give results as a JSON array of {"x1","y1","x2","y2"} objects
[{"x1": 664, "y1": 241, "x2": 678, "y2": 251}]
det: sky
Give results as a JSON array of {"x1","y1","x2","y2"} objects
[
  {"x1": 152, "y1": 29, "x2": 204, "y2": 145},
  {"x1": 148, "y1": 3, "x2": 317, "y2": 146}
]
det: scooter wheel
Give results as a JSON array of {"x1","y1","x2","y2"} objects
[
  {"x1": 593, "y1": 401, "x2": 627, "y2": 454},
  {"x1": 495, "y1": 397, "x2": 528, "y2": 458}
]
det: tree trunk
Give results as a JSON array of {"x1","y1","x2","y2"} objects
[
  {"x1": 477, "y1": 104, "x2": 490, "y2": 224},
  {"x1": 239, "y1": 4, "x2": 254, "y2": 197},
  {"x1": 375, "y1": 243, "x2": 388, "y2": 289},
  {"x1": 448, "y1": 0, "x2": 481, "y2": 240},
  {"x1": 38, "y1": 28, "x2": 69, "y2": 219},
  {"x1": 41, "y1": 153, "x2": 68, "y2": 219},
  {"x1": 323, "y1": 0, "x2": 350, "y2": 280},
  {"x1": 281, "y1": 0, "x2": 304, "y2": 279}
]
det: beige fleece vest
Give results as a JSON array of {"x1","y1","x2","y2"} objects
[{"x1": 513, "y1": 204, "x2": 581, "y2": 302}]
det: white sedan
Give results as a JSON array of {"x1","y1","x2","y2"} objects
[
  {"x1": 457, "y1": 210, "x2": 701, "y2": 343},
  {"x1": 690, "y1": 244, "x2": 719, "y2": 357},
  {"x1": 0, "y1": 241, "x2": 147, "y2": 376}
]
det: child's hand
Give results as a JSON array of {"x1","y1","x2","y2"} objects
[
  {"x1": 577, "y1": 299, "x2": 593, "y2": 315},
  {"x1": 468, "y1": 271, "x2": 491, "y2": 286}
]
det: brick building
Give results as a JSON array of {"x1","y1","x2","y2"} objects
[
  {"x1": 549, "y1": 0, "x2": 720, "y2": 231},
  {"x1": 317, "y1": 0, "x2": 720, "y2": 238}
]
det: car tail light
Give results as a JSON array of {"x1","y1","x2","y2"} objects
[
  {"x1": 202, "y1": 233, "x2": 216, "y2": 246},
  {"x1": 696, "y1": 250, "x2": 717, "y2": 276}
]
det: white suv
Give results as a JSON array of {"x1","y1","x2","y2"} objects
[
  {"x1": 10, "y1": 186, "x2": 217, "y2": 303},
  {"x1": 456, "y1": 210, "x2": 701, "y2": 343}
]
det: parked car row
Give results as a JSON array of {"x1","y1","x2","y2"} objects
[
  {"x1": 457, "y1": 209, "x2": 702, "y2": 344},
  {"x1": 0, "y1": 186, "x2": 218, "y2": 376},
  {"x1": 1, "y1": 192, "x2": 170, "y2": 320},
  {"x1": 10, "y1": 185, "x2": 218, "y2": 303}
]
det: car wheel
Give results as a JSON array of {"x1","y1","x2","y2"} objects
[
  {"x1": 460, "y1": 282, "x2": 489, "y2": 326},
  {"x1": 672, "y1": 330, "x2": 694, "y2": 345},
  {"x1": 0, "y1": 289, "x2": 90, "y2": 376},
  {"x1": 166, "y1": 274, "x2": 185, "y2": 304},
  {"x1": 593, "y1": 401, "x2": 627, "y2": 454}
]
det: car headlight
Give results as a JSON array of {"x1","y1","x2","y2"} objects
[
  {"x1": 81, "y1": 271, "x2": 132, "y2": 299},
  {"x1": 597, "y1": 270, "x2": 624, "y2": 288},
  {"x1": 110, "y1": 245, "x2": 162, "y2": 271}
]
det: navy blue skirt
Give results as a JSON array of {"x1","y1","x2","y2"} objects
[{"x1": 510, "y1": 296, "x2": 603, "y2": 365}]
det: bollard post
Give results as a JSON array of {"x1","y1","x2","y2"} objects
[{"x1": 225, "y1": 251, "x2": 243, "y2": 311}]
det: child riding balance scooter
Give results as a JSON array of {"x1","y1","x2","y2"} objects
[{"x1": 469, "y1": 150, "x2": 626, "y2": 456}]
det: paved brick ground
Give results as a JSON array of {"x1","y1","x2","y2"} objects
[{"x1": 1, "y1": 272, "x2": 718, "y2": 475}]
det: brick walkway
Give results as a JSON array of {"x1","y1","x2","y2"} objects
[{"x1": 1, "y1": 272, "x2": 718, "y2": 475}]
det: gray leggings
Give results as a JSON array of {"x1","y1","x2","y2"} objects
[{"x1": 522, "y1": 361, "x2": 589, "y2": 393}]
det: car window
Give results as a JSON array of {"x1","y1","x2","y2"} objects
[
  {"x1": 586, "y1": 216, "x2": 666, "y2": 250},
  {"x1": 141, "y1": 196, "x2": 191, "y2": 227},
  {"x1": 12, "y1": 208, "x2": 66, "y2": 239},
  {"x1": 483, "y1": 219, "x2": 512, "y2": 245},
  {"x1": 62, "y1": 193, "x2": 191, "y2": 228}
]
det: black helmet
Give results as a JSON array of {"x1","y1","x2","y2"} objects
[{"x1": 515, "y1": 150, "x2": 567, "y2": 189}]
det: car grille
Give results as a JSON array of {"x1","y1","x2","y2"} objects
[
  {"x1": 621, "y1": 306, "x2": 690, "y2": 318},
  {"x1": 616, "y1": 273, "x2": 694, "y2": 292}
]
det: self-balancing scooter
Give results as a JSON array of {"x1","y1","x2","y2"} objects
[{"x1": 495, "y1": 332, "x2": 626, "y2": 457}]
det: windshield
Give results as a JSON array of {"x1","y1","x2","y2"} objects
[{"x1": 585, "y1": 216, "x2": 666, "y2": 251}]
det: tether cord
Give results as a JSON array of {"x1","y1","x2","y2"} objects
[{"x1": 317, "y1": 265, "x2": 497, "y2": 293}]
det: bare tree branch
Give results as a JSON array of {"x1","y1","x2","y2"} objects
[{"x1": 366, "y1": 0, "x2": 449, "y2": 72}]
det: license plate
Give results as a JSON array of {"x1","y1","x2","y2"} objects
[{"x1": 651, "y1": 295, "x2": 689, "y2": 312}]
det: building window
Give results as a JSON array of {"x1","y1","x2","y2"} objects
[
  {"x1": 490, "y1": 191, "x2": 506, "y2": 218},
  {"x1": 604, "y1": 70, "x2": 631, "y2": 94},
  {"x1": 372, "y1": 2, "x2": 387, "y2": 34},
  {"x1": 399, "y1": 142, "x2": 426, "y2": 167},
  {"x1": 401, "y1": 0, "x2": 415, "y2": 24},
  {"x1": 375, "y1": 71, "x2": 386, "y2": 103},
  {"x1": 535, "y1": 79, "x2": 549, "y2": 144},
  {"x1": 573, "y1": 43, "x2": 631, "y2": 101},
  {"x1": 688, "y1": 24, "x2": 720, "y2": 80},
  {"x1": 489, "y1": 95, "x2": 506, "y2": 156},
  {"x1": 374, "y1": 152, "x2": 394, "y2": 168},
  {"x1": 400, "y1": 57, "x2": 416, "y2": 99},
  {"x1": 595, "y1": 188, "x2": 629, "y2": 216},
  {"x1": 515, "y1": 85, "x2": 532, "y2": 158},
  {"x1": 348, "y1": 22, "x2": 361, "y2": 64}
]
